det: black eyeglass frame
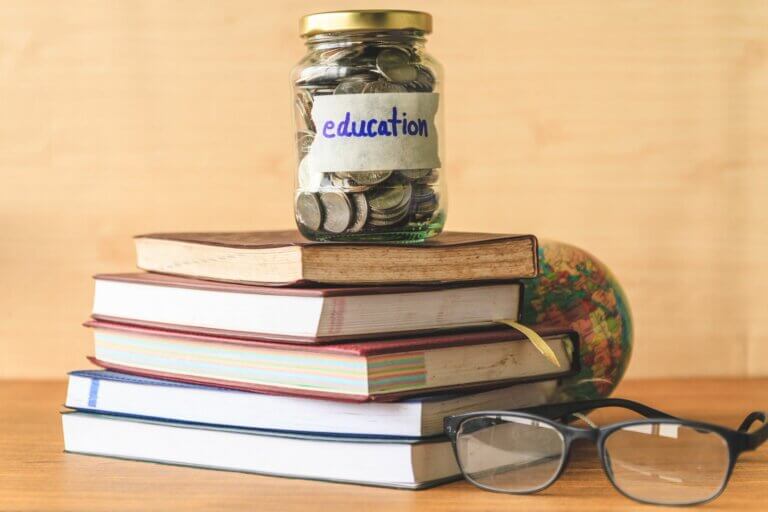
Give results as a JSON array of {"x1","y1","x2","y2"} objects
[{"x1": 443, "y1": 398, "x2": 768, "y2": 506}]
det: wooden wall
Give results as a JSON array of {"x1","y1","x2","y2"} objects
[{"x1": 1, "y1": 1, "x2": 766, "y2": 378}]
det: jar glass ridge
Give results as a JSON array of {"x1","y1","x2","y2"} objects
[{"x1": 291, "y1": 12, "x2": 446, "y2": 242}]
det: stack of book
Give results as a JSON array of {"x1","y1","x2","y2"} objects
[{"x1": 62, "y1": 230, "x2": 579, "y2": 489}]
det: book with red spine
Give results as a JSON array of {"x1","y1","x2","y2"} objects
[{"x1": 86, "y1": 319, "x2": 579, "y2": 402}]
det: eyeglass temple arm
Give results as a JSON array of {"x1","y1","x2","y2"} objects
[
  {"x1": 519, "y1": 398, "x2": 678, "y2": 421},
  {"x1": 738, "y1": 411, "x2": 768, "y2": 450}
]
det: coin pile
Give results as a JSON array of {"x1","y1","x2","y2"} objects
[
  {"x1": 295, "y1": 45, "x2": 435, "y2": 96},
  {"x1": 293, "y1": 42, "x2": 441, "y2": 237},
  {"x1": 295, "y1": 170, "x2": 440, "y2": 235}
]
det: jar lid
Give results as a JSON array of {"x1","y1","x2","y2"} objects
[{"x1": 299, "y1": 10, "x2": 432, "y2": 38}]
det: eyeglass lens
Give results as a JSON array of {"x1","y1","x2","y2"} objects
[
  {"x1": 604, "y1": 422, "x2": 731, "y2": 505},
  {"x1": 455, "y1": 415, "x2": 566, "y2": 493}
]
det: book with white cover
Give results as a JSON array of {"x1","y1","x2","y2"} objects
[
  {"x1": 65, "y1": 370, "x2": 558, "y2": 437},
  {"x1": 91, "y1": 273, "x2": 523, "y2": 343},
  {"x1": 62, "y1": 412, "x2": 460, "y2": 489}
]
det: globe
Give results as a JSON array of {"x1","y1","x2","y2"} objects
[{"x1": 520, "y1": 240, "x2": 633, "y2": 401}]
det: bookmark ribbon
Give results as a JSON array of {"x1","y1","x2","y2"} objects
[{"x1": 495, "y1": 320, "x2": 562, "y2": 368}]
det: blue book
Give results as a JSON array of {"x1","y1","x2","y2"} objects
[{"x1": 66, "y1": 370, "x2": 557, "y2": 438}]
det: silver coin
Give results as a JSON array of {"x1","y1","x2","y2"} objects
[
  {"x1": 348, "y1": 170, "x2": 392, "y2": 186},
  {"x1": 393, "y1": 181, "x2": 414, "y2": 210},
  {"x1": 368, "y1": 207, "x2": 409, "y2": 226},
  {"x1": 329, "y1": 174, "x2": 371, "y2": 192},
  {"x1": 412, "y1": 184, "x2": 437, "y2": 201},
  {"x1": 415, "y1": 169, "x2": 439, "y2": 185},
  {"x1": 413, "y1": 200, "x2": 438, "y2": 214},
  {"x1": 348, "y1": 193, "x2": 369, "y2": 232},
  {"x1": 413, "y1": 184, "x2": 436, "y2": 195},
  {"x1": 413, "y1": 197, "x2": 436, "y2": 207},
  {"x1": 296, "y1": 130, "x2": 315, "y2": 157},
  {"x1": 319, "y1": 191, "x2": 353, "y2": 233},
  {"x1": 370, "y1": 190, "x2": 411, "y2": 213},
  {"x1": 295, "y1": 90, "x2": 315, "y2": 132},
  {"x1": 334, "y1": 80, "x2": 368, "y2": 95},
  {"x1": 368, "y1": 192, "x2": 412, "y2": 224},
  {"x1": 412, "y1": 212, "x2": 435, "y2": 223},
  {"x1": 334, "y1": 171, "x2": 354, "y2": 180},
  {"x1": 363, "y1": 80, "x2": 407, "y2": 94},
  {"x1": 300, "y1": 85, "x2": 335, "y2": 96},
  {"x1": 295, "y1": 192, "x2": 323, "y2": 232},
  {"x1": 319, "y1": 46, "x2": 364, "y2": 63},
  {"x1": 298, "y1": 157, "x2": 324, "y2": 192},
  {"x1": 398, "y1": 168, "x2": 431, "y2": 180},
  {"x1": 376, "y1": 48, "x2": 418, "y2": 83},
  {"x1": 407, "y1": 65, "x2": 436, "y2": 92},
  {"x1": 297, "y1": 65, "x2": 357, "y2": 86},
  {"x1": 368, "y1": 179, "x2": 412, "y2": 212},
  {"x1": 370, "y1": 202, "x2": 410, "y2": 221},
  {"x1": 412, "y1": 189, "x2": 437, "y2": 203},
  {"x1": 368, "y1": 186, "x2": 405, "y2": 212}
]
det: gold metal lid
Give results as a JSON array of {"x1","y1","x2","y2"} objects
[{"x1": 299, "y1": 10, "x2": 432, "y2": 38}]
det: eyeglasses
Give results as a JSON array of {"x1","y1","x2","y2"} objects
[{"x1": 444, "y1": 398, "x2": 767, "y2": 506}]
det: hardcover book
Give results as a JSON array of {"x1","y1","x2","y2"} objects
[
  {"x1": 65, "y1": 370, "x2": 558, "y2": 437},
  {"x1": 134, "y1": 230, "x2": 538, "y2": 285},
  {"x1": 91, "y1": 272, "x2": 523, "y2": 343},
  {"x1": 86, "y1": 320, "x2": 578, "y2": 402},
  {"x1": 62, "y1": 412, "x2": 460, "y2": 489}
]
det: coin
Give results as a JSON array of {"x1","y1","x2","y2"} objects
[
  {"x1": 412, "y1": 183, "x2": 437, "y2": 198},
  {"x1": 368, "y1": 208, "x2": 409, "y2": 226},
  {"x1": 376, "y1": 48, "x2": 418, "y2": 83},
  {"x1": 319, "y1": 45, "x2": 364, "y2": 63},
  {"x1": 413, "y1": 200, "x2": 438, "y2": 213},
  {"x1": 411, "y1": 186, "x2": 438, "y2": 217},
  {"x1": 295, "y1": 192, "x2": 323, "y2": 232},
  {"x1": 319, "y1": 190, "x2": 353, "y2": 233},
  {"x1": 413, "y1": 202, "x2": 437, "y2": 215},
  {"x1": 348, "y1": 170, "x2": 392, "y2": 186},
  {"x1": 298, "y1": 85, "x2": 335, "y2": 96},
  {"x1": 329, "y1": 174, "x2": 371, "y2": 192},
  {"x1": 370, "y1": 203, "x2": 410, "y2": 221},
  {"x1": 368, "y1": 183, "x2": 407, "y2": 211},
  {"x1": 415, "y1": 169, "x2": 439, "y2": 185},
  {"x1": 298, "y1": 156, "x2": 324, "y2": 192},
  {"x1": 368, "y1": 176, "x2": 413, "y2": 213},
  {"x1": 296, "y1": 130, "x2": 315, "y2": 157},
  {"x1": 348, "y1": 193, "x2": 369, "y2": 232},
  {"x1": 398, "y1": 168, "x2": 431, "y2": 180},
  {"x1": 363, "y1": 80, "x2": 407, "y2": 94},
  {"x1": 407, "y1": 65, "x2": 436, "y2": 92},
  {"x1": 295, "y1": 90, "x2": 315, "y2": 132},
  {"x1": 334, "y1": 80, "x2": 368, "y2": 95},
  {"x1": 297, "y1": 65, "x2": 356, "y2": 86},
  {"x1": 370, "y1": 190, "x2": 411, "y2": 213}
]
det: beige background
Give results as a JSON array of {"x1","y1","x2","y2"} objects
[{"x1": 1, "y1": 1, "x2": 766, "y2": 379}]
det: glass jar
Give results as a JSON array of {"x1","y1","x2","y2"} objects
[{"x1": 291, "y1": 10, "x2": 446, "y2": 242}]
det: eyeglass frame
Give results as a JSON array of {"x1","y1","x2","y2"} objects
[{"x1": 443, "y1": 398, "x2": 768, "y2": 506}]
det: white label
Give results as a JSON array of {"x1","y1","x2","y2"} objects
[{"x1": 306, "y1": 93, "x2": 440, "y2": 174}]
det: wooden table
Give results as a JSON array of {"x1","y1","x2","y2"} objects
[{"x1": 1, "y1": 378, "x2": 766, "y2": 511}]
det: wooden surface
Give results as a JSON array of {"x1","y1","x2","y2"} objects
[
  {"x1": 1, "y1": 378, "x2": 766, "y2": 511},
  {"x1": 1, "y1": 1, "x2": 768, "y2": 379}
]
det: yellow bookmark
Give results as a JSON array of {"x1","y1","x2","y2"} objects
[{"x1": 495, "y1": 319, "x2": 562, "y2": 368}]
